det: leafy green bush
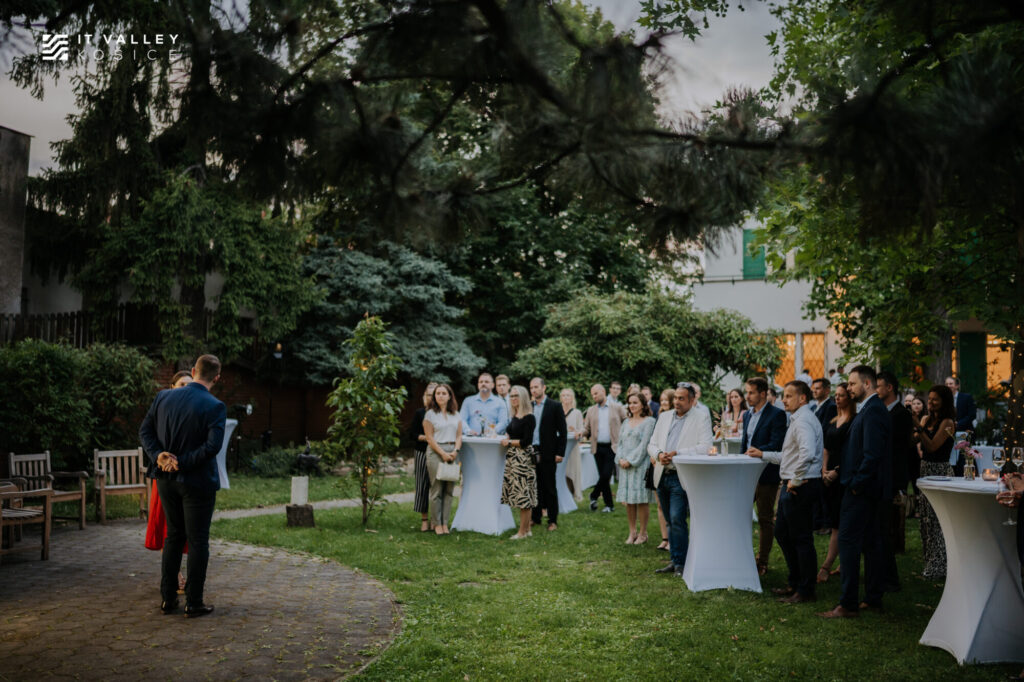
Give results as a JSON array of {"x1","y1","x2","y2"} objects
[
  {"x1": 249, "y1": 446, "x2": 299, "y2": 478},
  {"x1": 0, "y1": 340, "x2": 157, "y2": 471}
]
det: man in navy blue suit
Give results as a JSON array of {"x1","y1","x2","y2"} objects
[
  {"x1": 140, "y1": 354, "x2": 226, "y2": 618},
  {"x1": 818, "y1": 365, "x2": 892, "y2": 619},
  {"x1": 945, "y1": 376, "x2": 977, "y2": 432},
  {"x1": 741, "y1": 377, "x2": 788, "y2": 575}
]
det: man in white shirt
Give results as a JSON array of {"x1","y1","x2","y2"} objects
[
  {"x1": 796, "y1": 368, "x2": 813, "y2": 387},
  {"x1": 748, "y1": 380, "x2": 824, "y2": 604},
  {"x1": 579, "y1": 384, "x2": 627, "y2": 512},
  {"x1": 690, "y1": 382, "x2": 711, "y2": 418},
  {"x1": 647, "y1": 382, "x2": 714, "y2": 576},
  {"x1": 607, "y1": 381, "x2": 623, "y2": 405},
  {"x1": 495, "y1": 374, "x2": 512, "y2": 418}
]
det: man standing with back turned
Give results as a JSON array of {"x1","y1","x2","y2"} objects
[{"x1": 140, "y1": 354, "x2": 226, "y2": 618}]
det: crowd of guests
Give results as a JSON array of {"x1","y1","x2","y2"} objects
[{"x1": 406, "y1": 368, "x2": 1024, "y2": 619}]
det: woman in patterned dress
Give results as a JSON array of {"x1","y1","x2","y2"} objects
[
  {"x1": 501, "y1": 385, "x2": 538, "y2": 539},
  {"x1": 410, "y1": 382, "x2": 438, "y2": 532},
  {"x1": 915, "y1": 385, "x2": 956, "y2": 579},
  {"x1": 616, "y1": 392, "x2": 657, "y2": 545}
]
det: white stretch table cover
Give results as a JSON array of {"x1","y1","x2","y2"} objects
[
  {"x1": 451, "y1": 437, "x2": 516, "y2": 536},
  {"x1": 216, "y1": 419, "x2": 238, "y2": 489},
  {"x1": 672, "y1": 455, "x2": 766, "y2": 593},
  {"x1": 917, "y1": 478, "x2": 1024, "y2": 664},
  {"x1": 554, "y1": 437, "x2": 579, "y2": 514},
  {"x1": 580, "y1": 444, "x2": 599, "y2": 491}
]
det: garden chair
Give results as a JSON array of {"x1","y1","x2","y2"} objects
[
  {"x1": 0, "y1": 478, "x2": 52, "y2": 565},
  {"x1": 93, "y1": 448, "x2": 148, "y2": 524},
  {"x1": 8, "y1": 451, "x2": 89, "y2": 529}
]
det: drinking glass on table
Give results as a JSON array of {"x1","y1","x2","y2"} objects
[
  {"x1": 998, "y1": 476, "x2": 1018, "y2": 526},
  {"x1": 992, "y1": 448, "x2": 1006, "y2": 473},
  {"x1": 1013, "y1": 447, "x2": 1024, "y2": 471}
]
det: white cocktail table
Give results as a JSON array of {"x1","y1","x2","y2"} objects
[
  {"x1": 917, "y1": 477, "x2": 1024, "y2": 664},
  {"x1": 554, "y1": 436, "x2": 578, "y2": 514},
  {"x1": 450, "y1": 437, "x2": 515, "y2": 535},
  {"x1": 579, "y1": 443, "x2": 599, "y2": 490},
  {"x1": 672, "y1": 454, "x2": 766, "y2": 592}
]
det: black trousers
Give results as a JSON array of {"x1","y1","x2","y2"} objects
[
  {"x1": 532, "y1": 454, "x2": 558, "y2": 525},
  {"x1": 157, "y1": 478, "x2": 217, "y2": 607},
  {"x1": 838, "y1": 491, "x2": 886, "y2": 610},
  {"x1": 878, "y1": 493, "x2": 901, "y2": 590},
  {"x1": 775, "y1": 479, "x2": 821, "y2": 597},
  {"x1": 589, "y1": 443, "x2": 615, "y2": 508}
]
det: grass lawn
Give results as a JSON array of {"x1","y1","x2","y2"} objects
[
  {"x1": 212, "y1": 497, "x2": 1020, "y2": 681},
  {"x1": 51, "y1": 473, "x2": 415, "y2": 522}
]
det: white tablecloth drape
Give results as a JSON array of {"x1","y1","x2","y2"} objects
[
  {"x1": 671, "y1": 454, "x2": 766, "y2": 593},
  {"x1": 216, "y1": 418, "x2": 237, "y2": 489},
  {"x1": 917, "y1": 477, "x2": 1024, "y2": 664},
  {"x1": 554, "y1": 437, "x2": 579, "y2": 514},
  {"x1": 450, "y1": 437, "x2": 515, "y2": 535},
  {"x1": 579, "y1": 444, "x2": 599, "y2": 491}
]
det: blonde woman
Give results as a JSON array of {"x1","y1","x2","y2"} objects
[
  {"x1": 501, "y1": 386, "x2": 539, "y2": 539},
  {"x1": 560, "y1": 388, "x2": 585, "y2": 501},
  {"x1": 423, "y1": 383, "x2": 462, "y2": 535}
]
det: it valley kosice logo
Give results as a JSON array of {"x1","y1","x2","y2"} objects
[
  {"x1": 40, "y1": 33, "x2": 69, "y2": 61},
  {"x1": 38, "y1": 32, "x2": 181, "y2": 62}
]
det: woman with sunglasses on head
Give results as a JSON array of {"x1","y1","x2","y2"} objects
[{"x1": 423, "y1": 383, "x2": 462, "y2": 535}]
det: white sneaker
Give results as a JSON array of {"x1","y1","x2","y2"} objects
[
  {"x1": 510, "y1": 532, "x2": 532, "y2": 540},
  {"x1": 601, "y1": 506, "x2": 614, "y2": 513}
]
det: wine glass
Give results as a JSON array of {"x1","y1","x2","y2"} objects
[
  {"x1": 1013, "y1": 447, "x2": 1024, "y2": 471},
  {"x1": 999, "y1": 477, "x2": 1018, "y2": 526},
  {"x1": 992, "y1": 448, "x2": 1006, "y2": 473}
]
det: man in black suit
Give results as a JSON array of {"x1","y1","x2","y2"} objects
[
  {"x1": 810, "y1": 378, "x2": 836, "y2": 431},
  {"x1": 818, "y1": 365, "x2": 892, "y2": 619},
  {"x1": 140, "y1": 354, "x2": 227, "y2": 618},
  {"x1": 945, "y1": 376, "x2": 977, "y2": 432},
  {"x1": 530, "y1": 377, "x2": 568, "y2": 532},
  {"x1": 742, "y1": 377, "x2": 788, "y2": 575},
  {"x1": 809, "y1": 378, "x2": 836, "y2": 532},
  {"x1": 877, "y1": 371, "x2": 913, "y2": 593}
]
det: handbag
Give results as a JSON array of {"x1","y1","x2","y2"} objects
[
  {"x1": 436, "y1": 458, "x2": 461, "y2": 482},
  {"x1": 644, "y1": 462, "x2": 655, "y2": 490}
]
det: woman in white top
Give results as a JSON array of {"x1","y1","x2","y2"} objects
[
  {"x1": 560, "y1": 388, "x2": 585, "y2": 501},
  {"x1": 422, "y1": 383, "x2": 462, "y2": 535},
  {"x1": 719, "y1": 388, "x2": 746, "y2": 437}
]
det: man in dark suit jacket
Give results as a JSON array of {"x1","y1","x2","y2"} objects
[
  {"x1": 810, "y1": 379, "x2": 836, "y2": 431},
  {"x1": 140, "y1": 354, "x2": 226, "y2": 618},
  {"x1": 877, "y1": 372, "x2": 913, "y2": 592},
  {"x1": 819, "y1": 365, "x2": 892, "y2": 619},
  {"x1": 945, "y1": 376, "x2": 977, "y2": 432},
  {"x1": 742, "y1": 377, "x2": 788, "y2": 574},
  {"x1": 529, "y1": 377, "x2": 568, "y2": 531}
]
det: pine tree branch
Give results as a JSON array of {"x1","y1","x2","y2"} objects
[{"x1": 389, "y1": 82, "x2": 469, "y2": 191}]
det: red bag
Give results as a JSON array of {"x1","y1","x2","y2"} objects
[{"x1": 144, "y1": 480, "x2": 187, "y2": 553}]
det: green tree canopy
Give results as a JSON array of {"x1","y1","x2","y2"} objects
[{"x1": 510, "y1": 289, "x2": 782, "y2": 408}]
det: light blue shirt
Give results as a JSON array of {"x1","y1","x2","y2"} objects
[
  {"x1": 597, "y1": 404, "x2": 611, "y2": 443},
  {"x1": 746, "y1": 402, "x2": 766, "y2": 444},
  {"x1": 532, "y1": 397, "x2": 546, "y2": 446},
  {"x1": 666, "y1": 410, "x2": 689, "y2": 452},
  {"x1": 761, "y1": 403, "x2": 824, "y2": 484},
  {"x1": 460, "y1": 393, "x2": 509, "y2": 435}
]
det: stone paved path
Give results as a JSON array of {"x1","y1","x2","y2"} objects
[{"x1": 0, "y1": 517, "x2": 401, "y2": 680}]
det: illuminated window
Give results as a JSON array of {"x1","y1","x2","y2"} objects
[
  {"x1": 987, "y1": 335, "x2": 1012, "y2": 391},
  {"x1": 774, "y1": 334, "x2": 796, "y2": 386},
  {"x1": 802, "y1": 333, "x2": 825, "y2": 381}
]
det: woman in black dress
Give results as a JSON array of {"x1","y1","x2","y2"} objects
[
  {"x1": 817, "y1": 382, "x2": 855, "y2": 583},
  {"x1": 410, "y1": 383, "x2": 437, "y2": 532},
  {"x1": 501, "y1": 385, "x2": 538, "y2": 539},
  {"x1": 915, "y1": 385, "x2": 956, "y2": 579}
]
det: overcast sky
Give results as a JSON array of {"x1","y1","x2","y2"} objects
[{"x1": 0, "y1": 2, "x2": 780, "y2": 176}]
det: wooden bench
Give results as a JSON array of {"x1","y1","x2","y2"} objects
[
  {"x1": 93, "y1": 448, "x2": 148, "y2": 524},
  {"x1": 1, "y1": 478, "x2": 52, "y2": 565},
  {"x1": 8, "y1": 451, "x2": 89, "y2": 530}
]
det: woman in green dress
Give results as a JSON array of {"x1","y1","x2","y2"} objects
[{"x1": 616, "y1": 393, "x2": 657, "y2": 545}]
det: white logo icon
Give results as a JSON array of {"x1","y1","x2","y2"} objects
[{"x1": 40, "y1": 34, "x2": 69, "y2": 61}]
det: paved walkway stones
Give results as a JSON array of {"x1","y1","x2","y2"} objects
[{"x1": 0, "y1": 519, "x2": 401, "y2": 680}]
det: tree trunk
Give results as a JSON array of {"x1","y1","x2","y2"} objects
[{"x1": 924, "y1": 313, "x2": 954, "y2": 386}]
